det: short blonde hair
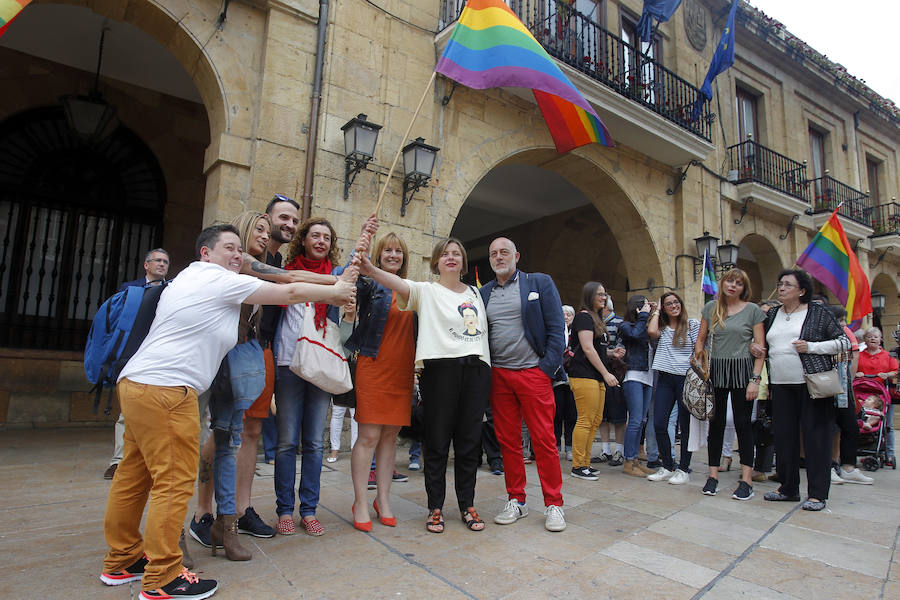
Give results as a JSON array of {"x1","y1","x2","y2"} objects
[
  {"x1": 429, "y1": 237, "x2": 468, "y2": 276},
  {"x1": 863, "y1": 327, "x2": 882, "y2": 340},
  {"x1": 372, "y1": 232, "x2": 409, "y2": 279}
]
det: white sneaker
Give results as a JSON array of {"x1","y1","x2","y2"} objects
[
  {"x1": 408, "y1": 461, "x2": 420, "y2": 471},
  {"x1": 566, "y1": 450, "x2": 573, "y2": 461},
  {"x1": 830, "y1": 467, "x2": 844, "y2": 485},
  {"x1": 840, "y1": 468, "x2": 874, "y2": 485},
  {"x1": 648, "y1": 467, "x2": 674, "y2": 481},
  {"x1": 494, "y1": 499, "x2": 528, "y2": 524},
  {"x1": 544, "y1": 505, "x2": 566, "y2": 532},
  {"x1": 668, "y1": 469, "x2": 689, "y2": 485}
]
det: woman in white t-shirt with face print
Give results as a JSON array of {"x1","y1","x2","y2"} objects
[{"x1": 360, "y1": 237, "x2": 491, "y2": 534}]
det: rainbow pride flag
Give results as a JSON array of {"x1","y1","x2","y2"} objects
[
  {"x1": 435, "y1": 0, "x2": 613, "y2": 153},
  {"x1": 0, "y1": 0, "x2": 31, "y2": 39},
  {"x1": 796, "y1": 208, "x2": 872, "y2": 323},
  {"x1": 701, "y1": 250, "x2": 717, "y2": 297}
]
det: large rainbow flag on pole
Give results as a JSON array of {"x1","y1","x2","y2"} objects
[
  {"x1": 435, "y1": 0, "x2": 613, "y2": 154},
  {"x1": 796, "y1": 207, "x2": 872, "y2": 324},
  {"x1": 0, "y1": 0, "x2": 31, "y2": 39}
]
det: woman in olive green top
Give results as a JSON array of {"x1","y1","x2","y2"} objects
[{"x1": 693, "y1": 268, "x2": 766, "y2": 501}]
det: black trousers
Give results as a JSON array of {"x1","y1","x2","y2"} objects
[
  {"x1": 708, "y1": 386, "x2": 755, "y2": 468},
  {"x1": 653, "y1": 372, "x2": 691, "y2": 472},
  {"x1": 771, "y1": 383, "x2": 835, "y2": 500},
  {"x1": 553, "y1": 384, "x2": 576, "y2": 449},
  {"x1": 420, "y1": 357, "x2": 491, "y2": 512},
  {"x1": 482, "y1": 403, "x2": 502, "y2": 464},
  {"x1": 835, "y1": 403, "x2": 859, "y2": 466},
  {"x1": 753, "y1": 399, "x2": 774, "y2": 473}
]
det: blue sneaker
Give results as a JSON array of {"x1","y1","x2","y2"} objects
[{"x1": 189, "y1": 513, "x2": 219, "y2": 548}]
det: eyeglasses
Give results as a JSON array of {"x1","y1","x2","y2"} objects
[
  {"x1": 596, "y1": 293, "x2": 608, "y2": 298},
  {"x1": 775, "y1": 281, "x2": 796, "y2": 289},
  {"x1": 148, "y1": 258, "x2": 169, "y2": 264},
  {"x1": 663, "y1": 301, "x2": 680, "y2": 307}
]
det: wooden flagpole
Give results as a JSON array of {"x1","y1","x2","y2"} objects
[{"x1": 373, "y1": 71, "x2": 438, "y2": 216}]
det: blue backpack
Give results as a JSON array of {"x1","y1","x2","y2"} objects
[{"x1": 84, "y1": 283, "x2": 167, "y2": 414}]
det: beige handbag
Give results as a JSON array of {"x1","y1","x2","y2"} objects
[{"x1": 804, "y1": 368, "x2": 843, "y2": 399}]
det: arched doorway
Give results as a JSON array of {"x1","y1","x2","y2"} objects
[
  {"x1": 0, "y1": 3, "x2": 214, "y2": 350},
  {"x1": 737, "y1": 233, "x2": 783, "y2": 302},
  {"x1": 450, "y1": 149, "x2": 664, "y2": 311},
  {"x1": 0, "y1": 106, "x2": 166, "y2": 350}
]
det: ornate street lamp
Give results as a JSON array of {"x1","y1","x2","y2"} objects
[
  {"x1": 694, "y1": 231, "x2": 719, "y2": 262},
  {"x1": 401, "y1": 137, "x2": 439, "y2": 216},
  {"x1": 341, "y1": 113, "x2": 382, "y2": 199},
  {"x1": 717, "y1": 240, "x2": 740, "y2": 270},
  {"x1": 871, "y1": 291, "x2": 886, "y2": 315},
  {"x1": 60, "y1": 27, "x2": 119, "y2": 142}
]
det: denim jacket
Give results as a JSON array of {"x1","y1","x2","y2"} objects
[
  {"x1": 618, "y1": 312, "x2": 650, "y2": 371},
  {"x1": 338, "y1": 274, "x2": 417, "y2": 358}
]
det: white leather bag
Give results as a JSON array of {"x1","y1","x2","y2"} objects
[{"x1": 289, "y1": 304, "x2": 352, "y2": 394}]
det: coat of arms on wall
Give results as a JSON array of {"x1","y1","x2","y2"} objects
[{"x1": 684, "y1": 0, "x2": 707, "y2": 52}]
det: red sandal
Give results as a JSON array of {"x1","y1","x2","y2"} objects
[
  {"x1": 461, "y1": 507, "x2": 485, "y2": 531},
  {"x1": 425, "y1": 509, "x2": 444, "y2": 533}
]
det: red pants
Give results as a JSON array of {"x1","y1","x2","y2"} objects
[{"x1": 490, "y1": 367, "x2": 563, "y2": 506}]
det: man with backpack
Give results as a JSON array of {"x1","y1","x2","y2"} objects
[
  {"x1": 99, "y1": 224, "x2": 356, "y2": 600},
  {"x1": 104, "y1": 249, "x2": 171, "y2": 480}
]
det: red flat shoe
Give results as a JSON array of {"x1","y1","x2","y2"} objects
[
  {"x1": 351, "y1": 506, "x2": 372, "y2": 532},
  {"x1": 373, "y1": 499, "x2": 396, "y2": 527}
]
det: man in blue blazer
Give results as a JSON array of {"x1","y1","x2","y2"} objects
[
  {"x1": 480, "y1": 238, "x2": 567, "y2": 532},
  {"x1": 105, "y1": 248, "x2": 170, "y2": 481},
  {"x1": 118, "y1": 248, "x2": 170, "y2": 292}
]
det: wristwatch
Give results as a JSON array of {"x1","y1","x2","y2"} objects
[{"x1": 749, "y1": 374, "x2": 762, "y2": 383}]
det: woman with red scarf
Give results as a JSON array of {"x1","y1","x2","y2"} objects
[{"x1": 273, "y1": 217, "x2": 343, "y2": 536}]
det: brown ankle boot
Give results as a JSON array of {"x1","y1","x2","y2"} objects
[
  {"x1": 624, "y1": 459, "x2": 643, "y2": 477},
  {"x1": 179, "y1": 527, "x2": 195, "y2": 569},
  {"x1": 210, "y1": 515, "x2": 252, "y2": 561},
  {"x1": 637, "y1": 460, "x2": 656, "y2": 475}
]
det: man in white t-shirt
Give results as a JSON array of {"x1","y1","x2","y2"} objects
[{"x1": 99, "y1": 224, "x2": 355, "y2": 600}]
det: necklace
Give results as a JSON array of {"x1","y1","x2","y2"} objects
[{"x1": 782, "y1": 304, "x2": 802, "y2": 321}]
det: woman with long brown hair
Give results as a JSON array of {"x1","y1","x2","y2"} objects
[
  {"x1": 568, "y1": 281, "x2": 620, "y2": 480},
  {"x1": 693, "y1": 268, "x2": 766, "y2": 500},
  {"x1": 646, "y1": 291, "x2": 700, "y2": 484}
]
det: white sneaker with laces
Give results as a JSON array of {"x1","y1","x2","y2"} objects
[
  {"x1": 840, "y1": 467, "x2": 874, "y2": 484},
  {"x1": 830, "y1": 468, "x2": 844, "y2": 485},
  {"x1": 544, "y1": 505, "x2": 566, "y2": 532},
  {"x1": 668, "y1": 469, "x2": 689, "y2": 485},
  {"x1": 494, "y1": 499, "x2": 528, "y2": 524},
  {"x1": 647, "y1": 467, "x2": 674, "y2": 481}
]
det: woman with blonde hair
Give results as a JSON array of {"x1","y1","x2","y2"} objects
[
  {"x1": 693, "y1": 268, "x2": 766, "y2": 500},
  {"x1": 338, "y1": 232, "x2": 416, "y2": 531},
  {"x1": 360, "y1": 235, "x2": 491, "y2": 533},
  {"x1": 569, "y1": 282, "x2": 620, "y2": 480}
]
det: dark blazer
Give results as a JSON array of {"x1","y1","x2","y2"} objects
[
  {"x1": 118, "y1": 277, "x2": 153, "y2": 293},
  {"x1": 480, "y1": 270, "x2": 566, "y2": 379}
]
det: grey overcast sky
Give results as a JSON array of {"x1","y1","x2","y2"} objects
[{"x1": 746, "y1": 0, "x2": 900, "y2": 104}]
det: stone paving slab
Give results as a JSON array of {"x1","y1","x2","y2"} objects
[{"x1": 0, "y1": 428, "x2": 898, "y2": 600}]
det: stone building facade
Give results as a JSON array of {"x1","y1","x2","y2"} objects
[{"x1": 0, "y1": 0, "x2": 897, "y2": 426}]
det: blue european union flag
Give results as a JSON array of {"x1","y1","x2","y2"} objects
[
  {"x1": 691, "y1": 0, "x2": 738, "y2": 121},
  {"x1": 637, "y1": 0, "x2": 683, "y2": 43}
]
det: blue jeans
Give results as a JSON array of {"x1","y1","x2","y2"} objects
[
  {"x1": 261, "y1": 412, "x2": 278, "y2": 462},
  {"x1": 409, "y1": 440, "x2": 421, "y2": 462},
  {"x1": 213, "y1": 406, "x2": 244, "y2": 516},
  {"x1": 652, "y1": 372, "x2": 689, "y2": 471},
  {"x1": 274, "y1": 367, "x2": 330, "y2": 518},
  {"x1": 887, "y1": 403, "x2": 896, "y2": 458},
  {"x1": 646, "y1": 388, "x2": 677, "y2": 464},
  {"x1": 623, "y1": 380, "x2": 652, "y2": 460}
]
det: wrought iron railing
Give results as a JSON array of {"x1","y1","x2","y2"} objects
[
  {"x1": 870, "y1": 203, "x2": 900, "y2": 236},
  {"x1": 727, "y1": 139, "x2": 809, "y2": 201},
  {"x1": 438, "y1": 0, "x2": 712, "y2": 140},
  {"x1": 808, "y1": 174, "x2": 871, "y2": 225}
]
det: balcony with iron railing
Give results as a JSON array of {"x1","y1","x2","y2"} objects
[
  {"x1": 437, "y1": 0, "x2": 714, "y2": 164},
  {"x1": 808, "y1": 173, "x2": 871, "y2": 226},
  {"x1": 870, "y1": 202, "x2": 900, "y2": 238},
  {"x1": 727, "y1": 139, "x2": 809, "y2": 202}
]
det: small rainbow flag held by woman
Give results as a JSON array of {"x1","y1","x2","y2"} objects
[
  {"x1": 0, "y1": 0, "x2": 31, "y2": 39},
  {"x1": 796, "y1": 208, "x2": 872, "y2": 324},
  {"x1": 435, "y1": 0, "x2": 613, "y2": 154},
  {"x1": 701, "y1": 250, "x2": 717, "y2": 297}
]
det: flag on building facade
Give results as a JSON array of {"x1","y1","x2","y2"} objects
[
  {"x1": 701, "y1": 250, "x2": 718, "y2": 297},
  {"x1": 690, "y1": 0, "x2": 738, "y2": 121},
  {"x1": 796, "y1": 208, "x2": 872, "y2": 324},
  {"x1": 0, "y1": 0, "x2": 31, "y2": 39},
  {"x1": 435, "y1": 0, "x2": 613, "y2": 154},
  {"x1": 637, "y1": 0, "x2": 683, "y2": 43}
]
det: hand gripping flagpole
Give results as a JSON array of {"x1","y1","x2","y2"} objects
[{"x1": 373, "y1": 71, "x2": 437, "y2": 216}]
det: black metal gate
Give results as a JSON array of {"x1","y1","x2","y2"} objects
[{"x1": 0, "y1": 106, "x2": 166, "y2": 350}]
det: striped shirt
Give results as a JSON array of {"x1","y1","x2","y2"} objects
[{"x1": 652, "y1": 319, "x2": 700, "y2": 375}]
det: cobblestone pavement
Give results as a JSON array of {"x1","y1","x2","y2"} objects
[{"x1": 1, "y1": 428, "x2": 898, "y2": 599}]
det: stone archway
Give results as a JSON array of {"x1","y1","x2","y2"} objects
[
  {"x1": 449, "y1": 147, "x2": 665, "y2": 309},
  {"x1": 737, "y1": 233, "x2": 784, "y2": 302}
]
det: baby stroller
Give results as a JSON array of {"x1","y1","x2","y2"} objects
[{"x1": 852, "y1": 376, "x2": 893, "y2": 470}]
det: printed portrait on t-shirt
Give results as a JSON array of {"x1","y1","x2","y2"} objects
[{"x1": 457, "y1": 301, "x2": 482, "y2": 337}]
